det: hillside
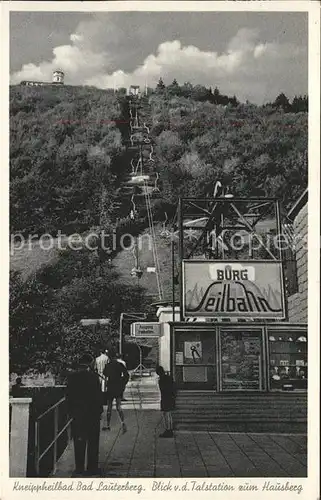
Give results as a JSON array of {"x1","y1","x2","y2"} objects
[
  {"x1": 10, "y1": 84, "x2": 128, "y2": 236},
  {"x1": 9, "y1": 82, "x2": 308, "y2": 373},
  {"x1": 10, "y1": 84, "x2": 308, "y2": 238},
  {"x1": 10, "y1": 226, "x2": 174, "y2": 300}
]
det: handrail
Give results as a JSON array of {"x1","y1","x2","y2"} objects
[
  {"x1": 37, "y1": 397, "x2": 65, "y2": 421},
  {"x1": 35, "y1": 396, "x2": 72, "y2": 476},
  {"x1": 37, "y1": 418, "x2": 72, "y2": 464}
]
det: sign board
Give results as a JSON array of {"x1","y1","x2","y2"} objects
[
  {"x1": 183, "y1": 260, "x2": 285, "y2": 319},
  {"x1": 131, "y1": 322, "x2": 161, "y2": 338}
]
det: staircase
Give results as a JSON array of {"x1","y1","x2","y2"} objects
[
  {"x1": 121, "y1": 372, "x2": 160, "y2": 409},
  {"x1": 174, "y1": 391, "x2": 307, "y2": 433}
]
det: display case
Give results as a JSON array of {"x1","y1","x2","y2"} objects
[
  {"x1": 171, "y1": 323, "x2": 307, "y2": 393},
  {"x1": 219, "y1": 329, "x2": 263, "y2": 391},
  {"x1": 268, "y1": 331, "x2": 307, "y2": 390},
  {"x1": 174, "y1": 330, "x2": 217, "y2": 389}
]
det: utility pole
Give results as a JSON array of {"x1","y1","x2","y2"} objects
[{"x1": 119, "y1": 312, "x2": 147, "y2": 355}]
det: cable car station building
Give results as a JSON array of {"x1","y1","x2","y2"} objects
[{"x1": 156, "y1": 193, "x2": 307, "y2": 432}]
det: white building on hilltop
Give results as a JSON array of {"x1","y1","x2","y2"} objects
[
  {"x1": 52, "y1": 70, "x2": 64, "y2": 84},
  {"x1": 20, "y1": 70, "x2": 65, "y2": 87}
]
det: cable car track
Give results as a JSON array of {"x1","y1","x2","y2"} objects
[{"x1": 120, "y1": 86, "x2": 164, "y2": 298}]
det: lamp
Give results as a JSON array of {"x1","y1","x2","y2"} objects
[
  {"x1": 269, "y1": 336, "x2": 276, "y2": 342},
  {"x1": 297, "y1": 336, "x2": 307, "y2": 343}
]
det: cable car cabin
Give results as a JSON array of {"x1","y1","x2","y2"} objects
[
  {"x1": 126, "y1": 175, "x2": 151, "y2": 185},
  {"x1": 130, "y1": 126, "x2": 147, "y2": 133},
  {"x1": 133, "y1": 185, "x2": 160, "y2": 196},
  {"x1": 130, "y1": 133, "x2": 150, "y2": 144},
  {"x1": 127, "y1": 85, "x2": 141, "y2": 97}
]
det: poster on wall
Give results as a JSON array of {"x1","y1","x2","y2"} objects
[
  {"x1": 184, "y1": 341, "x2": 202, "y2": 363},
  {"x1": 220, "y1": 330, "x2": 262, "y2": 390},
  {"x1": 183, "y1": 260, "x2": 285, "y2": 319},
  {"x1": 175, "y1": 352, "x2": 184, "y2": 365}
]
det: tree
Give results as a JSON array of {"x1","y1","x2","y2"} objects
[
  {"x1": 9, "y1": 270, "x2": 57, "y2": 373},
  {"x1": 180, "y1": 82, "x2": 193, "y2": 98},
  {"x1": 212, "y1": 87, "x2": 221, "y2": 104},
  {"x1": 156, "y1": 77, "x2": 166, "y2": 93},
  {"x1": 10, "y1": 85, "x2": 123, "y2": 235},
  {"x1": 191, "y1": 85, "x2": 211, "y2": 102},
  {"x1": 291, "y1": 95, "x2": 308, "y2": 113},
  {"x1": 167, "y1": 79, "x2": 181, "y2": 97},
  {"x1": 228, "y1": 95, "x2": 239, "y2": 107},
  {"x1": 273, "y1": 93, "x2": 291, "y2": 112}
]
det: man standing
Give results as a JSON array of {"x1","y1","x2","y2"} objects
[
  {"x1": 103, "y1": 350, "x2": 129, "y2": 433},
  {"x1": 66, "y1": 353, "x2": 103, "y2": 476},
  {"x1": 156, "y1": 366, "x2": 176, "y2": 438},
  {"x1": 95, "y1": 349, "x2": 109, "y2": 392}
]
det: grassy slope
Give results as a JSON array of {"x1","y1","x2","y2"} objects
[
  {"x1": 10, "y1": 241, "x2": 60, "y2": 280},
  {"x1": 113, "y1": 225, "x2": 173, "y2": 301},
  {"x1": 10, "y1": 225, "x2": 174, "y2": 300}
]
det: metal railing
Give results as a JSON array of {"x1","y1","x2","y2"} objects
[{"x1": 34, "y1": 397, "x2": 72, "y2": 476}]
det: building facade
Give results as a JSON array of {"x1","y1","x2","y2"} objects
[
  {"x1": 286, "y1": 189, "x2": 308, "y2": 323},
  {"x1": 156, "y1": 190, "x2": 308, "y2": 395}
]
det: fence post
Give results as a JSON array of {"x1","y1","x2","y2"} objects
[
  {"x1": 53, "y1": 406, "x2": 59, "y2": 474},
  {"x1": 34, "y1": 420, "x2": 40, "y2": 476},
  {"x1": 9, "y1": 398, "x2": 32, "y2": 477},
  {"x1": 67, "y1": 420, "x2": 72, "y2": 442}
]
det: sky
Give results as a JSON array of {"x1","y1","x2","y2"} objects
[{"x1": 10, "y1": 11, "x2": 308, "y2": 104}]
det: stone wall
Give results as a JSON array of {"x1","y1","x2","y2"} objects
[
  {"x1": 10, "y1": 372, "x2": 56, "y2": 388},
  {"x1": 288, "y1": 203, "x2": 308, "y2": 323}
]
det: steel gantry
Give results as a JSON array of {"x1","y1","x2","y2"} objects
[{"x1": 171, "y1": 192, "x2": 287, "y2": 322}]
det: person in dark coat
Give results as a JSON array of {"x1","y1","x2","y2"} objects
[
  {"x1": 11, "y1": 377, "x2": 24, "y2": 397},
  {"x1": 66, "y1": 353, "x2": 103, "y2": 477},
  {"x1": 103, "y1": 350, "x2": 129, "y2": 433},
  {"x1": 156, "y1": 366, "x2": 176, "y2": 438}
]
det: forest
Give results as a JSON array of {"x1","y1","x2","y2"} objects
[{"x1": 9, "y1": 80, "x2": 308, "y2": 374}]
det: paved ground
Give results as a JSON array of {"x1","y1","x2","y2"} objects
[{"x1": 53, "y1": 410, "x2": 307, "y2": 478}]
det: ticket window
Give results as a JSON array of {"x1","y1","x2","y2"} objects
[
  {"x1": 268, "y1": 330, "x2": 307, "y2": 391},
  {"x1": 174, "y1": 331, "x2": 217, "y2": 390},
  {"x1": 219, "y1": 329, "x2": 264, "y2": 391}
]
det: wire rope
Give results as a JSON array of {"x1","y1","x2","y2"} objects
[{"x1": 144, "y1": 184, "x2": 164, "y2": 300}]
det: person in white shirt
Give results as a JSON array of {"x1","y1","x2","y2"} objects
[
  {"x1": 116, "y1": 353, "x2": 128, "y2": 401},
  {"x1": 95, "y1": 350, "x2": 109, "y2": 393}
]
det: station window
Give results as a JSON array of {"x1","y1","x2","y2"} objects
[
  {"x1": 220, "y1": 329, "x2": 263, "y2": 391},
  {"x1": 174, "y1": 330, "x2": 217, "y2": 390},
  {"x1": 268, "y1": 331, "x2": 307, "y2": 391}
]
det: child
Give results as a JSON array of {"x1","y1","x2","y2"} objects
[{"x1": 156, "y1": 366, "x2": 176, "y2": 438}]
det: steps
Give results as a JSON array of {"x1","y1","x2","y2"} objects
[
  {"x1": 120, "y1": 373, "x2": 160, "y2": 409},
  {"x1": 174, "y1": 391, "x2": 307, "y2": 433}
]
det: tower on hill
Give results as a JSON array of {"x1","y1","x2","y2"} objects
[{"x1": 52, "y1": 70, "x2": 64, "y2": 84}]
